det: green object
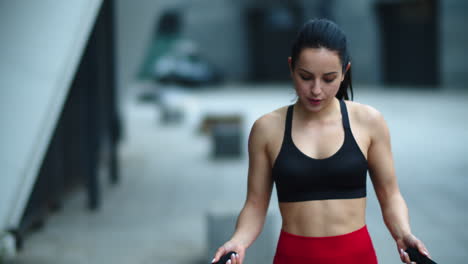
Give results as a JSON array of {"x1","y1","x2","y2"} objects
[{"x1": 137, "y1": 33, "x2": 179, "y2": 80}]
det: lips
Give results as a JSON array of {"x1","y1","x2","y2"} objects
[{"x1": 308, "y1": 98, "x2": 322, "y2": 105}]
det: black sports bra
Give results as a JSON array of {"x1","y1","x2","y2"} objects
[{"x1": 272, "y1": 99, "x2": 368, "y2": 202}]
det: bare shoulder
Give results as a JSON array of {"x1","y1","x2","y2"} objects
[
  {"x1": 345, "y1": 100, "x2": 389, "y2": 138},
  {"x1": 345, "y1": 100, "x2": 386, "y2": 126},
  {"x1": 249, "y1": 106, "x2": 288, "y2": 147}
]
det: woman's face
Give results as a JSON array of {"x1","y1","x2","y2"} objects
[{"x1": 289, "y1": 47, "x2": 347, "y2": 112}]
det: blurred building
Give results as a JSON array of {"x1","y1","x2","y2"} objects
[{"x1": 118, "y1": 0, "x2": 467, "y2": 91}]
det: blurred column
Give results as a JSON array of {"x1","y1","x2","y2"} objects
[
  {"x1": 375, "y1": 0, "x2": 439, "y2": 87},
  {"x1": 246, "y1": 4, "x2": 302, "y2": 82},
  {"x1": 441, "y1": 0, "x2": 468, "y2": 89}
]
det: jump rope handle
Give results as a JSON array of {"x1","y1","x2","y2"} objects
[
  {"x1": 212, "y1": 251, "x2": 237, "y2": 264},
  {"x1": 405, "y1": 247, "x2": 437, "y2": 264}
]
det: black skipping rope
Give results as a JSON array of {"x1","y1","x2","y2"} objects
[
  {"x1": 406, "y1": 247, "x2": 438, "y2": 264},
  {"x1": 212, "y1": 251, "x2": 237, "y2": 264}
]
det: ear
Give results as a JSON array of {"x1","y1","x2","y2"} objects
[
  {"x1": 288, "y1": 57, "x2": 293, "y2": 75},
  {"x1": 342, "y1": 62, "x2": 351, "y2": 81},
  {"x1": 345, "y1": 62, "x2": 351, "y2": 73}
]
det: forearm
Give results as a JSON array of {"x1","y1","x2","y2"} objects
[
  {"x1": 380, "y1": 192, "x2": 412, "y2": 241},
  {"x1": 230, "y1": 199, "x2": 268, "y2": 249}
]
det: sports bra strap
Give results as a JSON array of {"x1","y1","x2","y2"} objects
[
  {"x1": 339, "y1": 99, "x2": 350, "y2": 129},
  {"x1": 284, "y1": 104, "x2": 294, "y2": 139}
]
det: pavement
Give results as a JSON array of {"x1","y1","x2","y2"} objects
[{"x1": 7, "y1": 83, "x2": 468, "y2": 264}]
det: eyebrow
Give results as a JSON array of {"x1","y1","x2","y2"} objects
[{"x1": 298, "y1": 68, "x2": 338, "y2": 76}]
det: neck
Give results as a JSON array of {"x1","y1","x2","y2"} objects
[{"x1": 294, "y1": 97, "x2": 340, "y2": 122}]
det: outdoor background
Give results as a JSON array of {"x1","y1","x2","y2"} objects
[{"x1": 1, "y1": 0, "x2": 467, "y2": 263}]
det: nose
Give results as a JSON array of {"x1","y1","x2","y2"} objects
[{"x1": 310, "y1": 79, "x2": 322, "y2": 96}]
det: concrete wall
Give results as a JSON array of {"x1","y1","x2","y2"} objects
[
  {"x1": 334, "y1": 0, "x2": 380, "y2": 85},
  {"x1": 441, "y1": 0, "x2": 468, "y2": 88},
  {"x1": 0, "y1": 0, "x2": 102, "y2": 232},
  {"x1": 183, "y1": 1, "x2": 249, "y2": 82}
]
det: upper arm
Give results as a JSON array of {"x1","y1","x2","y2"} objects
[
  {"x1": 366, "y1": 106, "x2": 400, "y2": 203},
  {"x1": 245, "y1": 115, "x2": 274, "y2": 210}
]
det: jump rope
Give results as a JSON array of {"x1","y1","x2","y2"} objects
[{"x1": 212, "y1": 248, "x2": 438, "y2": 264}]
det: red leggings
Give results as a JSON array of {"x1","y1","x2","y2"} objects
[{"x1": 273, "y1": 225, "x2": 378, "y2": 264}]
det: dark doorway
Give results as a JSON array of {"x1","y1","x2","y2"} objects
[
  {"x1": 376, "y1": 0, "x2": 439, "y2": 86},
  {"x1": 246, "y1": 4, "x2": 302, "y2": 82}
]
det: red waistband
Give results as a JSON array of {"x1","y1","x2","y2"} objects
[
  {"x1": 275, "y1": 225, "x2": 375, "y2": 259},
  {"x1": 279, "y1": 225, "x2": 369, "y2": 240}
]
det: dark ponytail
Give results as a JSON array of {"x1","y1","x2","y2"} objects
[
  {"x1": 290, "y1": 18, "x2": 353, "y2": 100},
  {"x1": 337, "y1": 66, "x2": 353, "y2": 100}
]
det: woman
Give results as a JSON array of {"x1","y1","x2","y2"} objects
[{"x1": 211, "y1": 18, "x2": 431, "y2": 264}]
